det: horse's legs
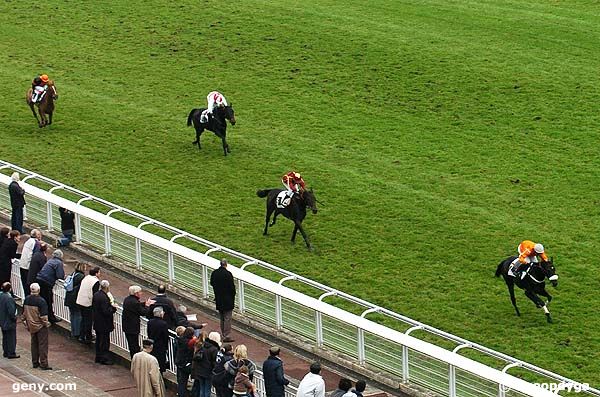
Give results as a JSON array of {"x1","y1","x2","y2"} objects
[
  {"x1": 506, "y1": 279, "x2": 520, "y2": 316},
  {"x1": 48, "y1": 111, "x2": 53, "y2": 125},
  {"x1": 293, "y1": 221, "x2": 312, "y2": 250},
  {"x1": 28, "y1": 102, "x2": 41, "y2": 125},
  {"x1": 192, "y1": 126, "x2": 203, "y2": 149},
  {"x1": 525, "y1": 290, "x2": 553, "y2": 322},
  {"x1": 263, "y1": 208, "x2": 274, "y2": 235},
  {"x1": 537, "y1": 287, "x2": 552, "y2": 304},
  {"x1": 270, "y1": 213, "x2": 278, "y2": 227},
  {"x1": 220, "y1": 136, "x2": 229, "y2": 156}
]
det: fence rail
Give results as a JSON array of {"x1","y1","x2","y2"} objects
[{"x1": 1, "y1": 160, "x2": 596, "y2": 397}]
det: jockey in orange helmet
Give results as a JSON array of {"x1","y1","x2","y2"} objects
[
  {"x1": 31, "y1": 74, "x2": 50, "y2": 103},
  {"x1": 511, "y1": 240, "x2": 548, "y2": 279}
]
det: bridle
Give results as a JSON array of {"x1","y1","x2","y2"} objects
[{"x1": 528, "y1": 262, "x2": 557, "y2": 284}]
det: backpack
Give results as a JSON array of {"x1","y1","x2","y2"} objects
[{"x1": 64, "y1": 272, "x2": 76, "y2": 292}]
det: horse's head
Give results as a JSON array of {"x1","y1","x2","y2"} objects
[
  {"x1": 47, "y1": 80, "x2": 58, "y2": 100},
  {"x1": 539, "y1": 257, "x2": 558, "y2": 287},
  {"x1": 224, "y1": 104, "x2": 236, "y2": 125},
  {"x1": 302, "y1": 189, "x2": 318, "y2": 214}
]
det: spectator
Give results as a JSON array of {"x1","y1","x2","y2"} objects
[
  {"x1": 147, "y1": 306, "x2": 169, "y2": 373},
  {"x1": 175, "y1": 326, "x2": 195, "y2": 397},
  {"x1": 0, "y1": 227, "x2": 8, "y2": 247},
  {"x1": 224, "y1": 345, "x2": 256, "y2": 390},
  {"x1": 92, "y1": 279, "x2": 117, "y2": 365},
  {"x1": 0, "y1": 282, "x2": 18, "y2": 358},
  {"x1": 23, "y1": 283, "x2": 52, "y2": 370},
  {"x1": 296, "y1": 362, "x2": 325, "y2": 397},
  {"x1": 19, "y1": 229, "x2": 41, "y2": 297},
  {"x1": 176, "y1": 304, "x2": 208, "y2": 331},
  {"x1": 212, "y1": 343, "x2": 234, "y2": 397},
  {"x1": 131, "y1": 339, "x2": 166, "y2": 397},
  {"x1": 351, "y1": 380, "x2": 366, "y2": 397},
  {"x1": 36, "y1": 249, "x2": 65, "y2": 323},
  {"x1": 76, "y1": 266, "x2": 101, "y2": 344},
  {"x1": 64, "y1": 262, "x2": 86, "y2": 340},
  {"x1": 123, "y1": 285, "x2": 154, "y2": 358},
  {"x1": 56, "y1": 207, "x2": 75, "y2": 247},
  {"x1": 26, "y1": 242, "x2": 48, "y2": 289},
  {"x1": 262, "y1": 346, "x2": 289, "y2": 397},
  {"x1": 148, "y1": 284, "x2": 178, "y2": 329},
  {"x1": 330, "y1": 378, "x2": 353, "y2": 397},
  {"x1": 210, "y1": 258, "x2": 236, "y2": 342},
  {"x1": 192, "y1": 331, "x2": 221, "y2": 397},
  {"x1": 0, "y1": 230, "x2": 20, "y2": 285},
  {"x1": 8, "y1": 172, "x2": 25, "y2": 233},
  {"x1": 233, "y1": 365, "x2": 256, "y2": 397}
]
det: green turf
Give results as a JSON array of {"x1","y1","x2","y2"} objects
[{"x1": 1, "y1": 0, "x2": 599, "y2": 388}]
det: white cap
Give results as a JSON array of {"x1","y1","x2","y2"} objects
[{"x1": 534, "y1": 243, "x2": 544, "y2": 254}]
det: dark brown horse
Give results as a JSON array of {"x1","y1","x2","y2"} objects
[{"x1": 26, "y1": 80, "x2": 58, "y2": 128}]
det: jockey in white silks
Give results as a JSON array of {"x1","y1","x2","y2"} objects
[{"x1": 200, "y1": 91, "x2": 228, "y2": 123}]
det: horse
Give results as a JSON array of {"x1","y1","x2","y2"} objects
[
  {"x1": 495, "y1": 256, "x2": 559, "y2": 323},
  {"x1": 186, "y1": 105, "x2": 236, "y2": 156},
  {"x1": 26, "y1": 80, "x2": 58, "y2": 128},
  {"x1": 256, "y1": 188, "x2": 318, "y2": 250}
]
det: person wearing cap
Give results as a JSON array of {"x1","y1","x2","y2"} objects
[
  {"x1": 31, "y1": 74, "x2": 50, "y2": 103},
  {"x1": 8, "y1": 172, "x2": 25, "y2": 233},
  {"x1": 131, "y1": 339, "x2": 166, "y2": 397},
  {"x1": 262, "y1": 346, "x2": 289, "y2": 397},
  {"x1": 511, "y1": 240, "x2": 549, "y2": 279},
  {"x1": 23, "y1": 283, "x2": 52, "y2": 370},
  {"x1": 36, "y1": 249, "x2": 65, "y2": 323},
  {"x1": 296, "y1": 362, "x2": 325, "y2": 397}
]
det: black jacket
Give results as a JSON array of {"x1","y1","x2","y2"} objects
[
  {"x1": 0, "y1": 238, "x2": 19, "y2": 284},
  {"x1": 210, "y1": 266, "x2": 236, "y2": 312},
  {"x1": 64, "y1": 270, "x2": 85, "y2": 308},
  {"x1": 58, "y1": 207, "x2": 75, "y2": 233},
  {"x1": 27, "y1": 251, "x2": 47, "y2": 286},
  {"x1": 122, "y1": 294, "x2": 149, "y2": 334},
  {"x1": 92, "y1": 290, "x2": 116, "y2": 333},
  {"x1": 175, "y1": 335, "x2": 194, "y2": 368},
  {"x1": 147, "y1": 294, "x2": 177, "y2": 329},
  {"x1": 0, "y1": 291, "x2": 17, "y2": 331},
  {"x1": 147, "y1": 317, "x2": 169, "y2": 372},
  {"x1": 8, "y1": 181, "x2": 25, "y2": 208},
  {"x1": 262, "y1": 356, "x2": 290, "y2": 397},
  {"x1": 191, "y1": 338, "x2": 220, "y2": 380},
  {"x1": 212, "y1": 350, "x2": 234, "y2": 387}
]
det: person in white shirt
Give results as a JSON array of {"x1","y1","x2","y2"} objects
[
  {"x1": 296, "y1": 362, "x2": 325, "y2": 397},
  {"x1": 76, "y1": 266, "x2": 101, "y2": 344},
  {"x1": 19, "y1": 229, "x2": 41, "y2": 297}
]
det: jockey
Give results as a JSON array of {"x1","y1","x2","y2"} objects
[
  {"x1": 31, "y1": 74, "x2": 49, "y2": 103},
  {"x1": 278, "y1": 171, "x2": 306, "y2": 208},
  {"x1": 200, "y1": 91, "x2": 228, "y2": 123},
  {"x1": 511, "y1": 240, "x2": 548, "y2": 279}
]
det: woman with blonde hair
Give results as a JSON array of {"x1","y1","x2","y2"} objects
[{"x1": 224, "y1": 344, "x2": 257, "y2": 390}]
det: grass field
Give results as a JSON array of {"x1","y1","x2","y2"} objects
[{"x1": 1, "y1": 0, "x2": 600, "y2": 388}]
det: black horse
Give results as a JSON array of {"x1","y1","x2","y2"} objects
[
  {"x1": 256, "y1": 188, "x2": 318, "y2": 250},
  {"x1": 495, "y1": 256, "x2": 559, "y2": 323},
  {"x1": 186, "y1": 105, "x2": 236, "y2": 156}
]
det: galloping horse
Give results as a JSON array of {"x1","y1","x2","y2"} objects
[
  {"x1": 256, "y1": 188, "x2": 318, "y2": 250},
  {"x1": 186, "y1": 105, "x2": 236, "y2": 156},
  {"x1": 26, "y1": 80, "x2": 58, "y2": 128},
  {"x1": 495, "y1": 256, "x2": 559, "y2": 323}
]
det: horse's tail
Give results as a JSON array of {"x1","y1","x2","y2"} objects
[
  {"x1": 187, "y1": 109, "x2": 197, "y2": 127},
  {"x1": 256, "y1": 189, "x2": 271, "y2": 198}
]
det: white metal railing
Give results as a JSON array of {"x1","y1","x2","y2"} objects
[
  {"x1": 1, "y1": 161, "x2": 597, "y2": 397},
  {"x1": 9, "y1": 262, "x2": 287, "y2": 397}
]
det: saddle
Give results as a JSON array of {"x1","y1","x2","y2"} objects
[
  {"x1": 276, "y1": 191, "x2": 294, "y2": 209},
  {"x1": 31, "y1": 86, "x2": 47, "y2": 104}
]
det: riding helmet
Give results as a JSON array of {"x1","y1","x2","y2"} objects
[{"x1": 534, "y1": 243, "x2": 544, "y2": 254}]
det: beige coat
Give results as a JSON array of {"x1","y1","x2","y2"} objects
[{"x1": 131, "y1": 350, "x2": 165, "y2": 397}]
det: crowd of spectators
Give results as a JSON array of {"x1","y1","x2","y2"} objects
[{"x1": 0, "y1": 201, "x2": 370, "y2": 397}]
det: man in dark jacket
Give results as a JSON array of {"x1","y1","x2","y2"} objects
[
  {"x1": 147, "y1": 284, "x2": 177, "y2": 329},
  {"x1": 36, "y1": 249, "x2": 65, "y2": 323},
  {"x1": 212, "y1": 343, "x2": 234, "y2": 397},
  {"x1": 26, "y1": 242, "x2": 48, "y2": 287},
  {"x1": 122, "y1": 285, "x2": 154, "y2": 358},
  {"x1": 0, "y1": 230, "x2": 20, "y2": 286},
  {"x1": 92, "y1": 280, "x2": 117, "y2": 365},
  {"x1": 0, "y1": 282, "x2": 19, "y2": 358},
  {"x1": 56, "y1": 207, "x2": 75, "y2": 247},
  {"x1": 147, "y1": 306, "x2": 169, "y2": 373},
  {"x1": 209, "y1": 259, "x2": 236, "y2": 342},
  {"x1": 262, "y1": 346, "x2": 289, "y2": 397},
  {"x1": 8, "y1": 172, "x2": 25, "y2": 233}
]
